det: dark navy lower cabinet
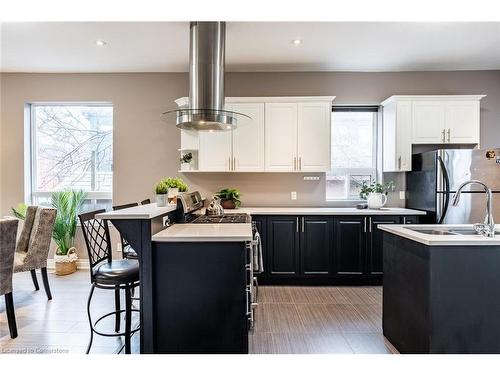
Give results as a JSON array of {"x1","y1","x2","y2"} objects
[
  {"x1": 259, "y1": 214, "x2": 418, "y2": 285},
  {"x1": 300, "y1": 216, "x2": 333, "y2": 275},
  {"x1": 333, "y1": 217, "x2": 365, "y2": 276},
  {"x1": 267, "y1": 216, "x2": 300, "y2": 276}
]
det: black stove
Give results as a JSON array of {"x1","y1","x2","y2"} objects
[{"x1": 191, "y1": 213, "x2": 250, "y2": 224}]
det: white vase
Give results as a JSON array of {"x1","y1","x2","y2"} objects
[
  {"x1": 156, "y1": 194, "x2": 167, "y2": 207},
  {"x1": 367, "y1": 192, "x2": 387, "y2": 209}
]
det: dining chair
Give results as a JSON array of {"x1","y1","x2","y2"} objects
[
  {"x1": 14, "y1": 207, "x2": 57, "y2": 300},
  {"x1": 1, "y1": 218, "x2": 20, "y2": 338}
]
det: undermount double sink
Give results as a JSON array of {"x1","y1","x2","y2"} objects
[{"x1": 407, "y1": 228, "x2": 500, "y2": 236}]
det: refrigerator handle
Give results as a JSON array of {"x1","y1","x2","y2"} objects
[{"x1": 437, "y1": 155, "x2": 451, "y2": 224}]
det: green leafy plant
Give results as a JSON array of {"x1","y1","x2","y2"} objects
[
  {"x1": 161, "y1": 177, "x2": 188, "y2": 192},
  {"x1": 359, "y1": 180, "x2": 395, "y2": 200},
  {"x1": 51, "y1": 190, "x2": 87, "y2": 256},
  {"x1": 155, "y1": 180, "x2": 168, "y2": 195},
  {"x1": 215, "y1": 188, "x2": 242, "y2": 207},
  {"x1": 11, "y1": 203, "x2": 27, "y2": 220},
  {"x1": 180, "y1": 152, "x2": 193, "y2": 164}
]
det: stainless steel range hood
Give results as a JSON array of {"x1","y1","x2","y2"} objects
[{"x1": 164, "y1": 22, "x2": 249, "y2": 131}]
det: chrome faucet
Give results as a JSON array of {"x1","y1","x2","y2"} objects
[{"x1": 452, "y1": 180, "x2": 495, "y2": 237}]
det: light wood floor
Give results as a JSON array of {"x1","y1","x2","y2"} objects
[{"x1": 0, "y1": 270, "x2": 397, "y2": 354}]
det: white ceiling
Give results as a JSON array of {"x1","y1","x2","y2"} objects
[{"x1": 1, "y1": 22, "x2": 500, "y2": 73}]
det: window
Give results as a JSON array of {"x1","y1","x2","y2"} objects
[
  {"x1": 28, "y1": 103, "x2": 113, "y2": 210},
  {"x1": 326, "y1": 107, "x2": 378, "y2": 200}
]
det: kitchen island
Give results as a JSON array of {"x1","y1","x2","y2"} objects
[
  {"x1": 152, "y1": 223, "x2": 253, "y2": 353},
  {"x1": 97, "y1": 204, "x2": 253, "y2": 354},
  {"x1": 379, "y1": 224, "x2": 500, "y2": 354}
]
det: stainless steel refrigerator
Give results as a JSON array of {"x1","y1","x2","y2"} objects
[{"x1": 406, "y1": 149, "x2": 500, "y2": 224}]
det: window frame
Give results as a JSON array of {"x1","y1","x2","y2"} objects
[
  {"x1": 326, "y1": 106, "x2": 379, "y2": 202},
  {"x1": 28, "y1": 102, "x2": 114, "y2": 206}
]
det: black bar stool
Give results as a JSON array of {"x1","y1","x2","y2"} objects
[
  {"x1": 112, "y1": 203, "x2": 139, "y2": 260},
  {"x1": 79, "y1": 209, "x2": 140, "y2": 354}
]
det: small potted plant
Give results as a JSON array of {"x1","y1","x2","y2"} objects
[
  {"x1": 180, "y1": 152, "x2": 193, "y2": 171},
  {"x1": 155, "y1": 180, "x2": 168, "y2": 207},
  {"x1": 160, "y1": 177, "x2": 188, "y2": 206},
  {"x1": 215, "y1": 188, "x2": 242, "y2": 209},
  {"x1": 51, "y1": 190, "x2": 86, "y2": 275},
  {"x1": 360, "y1": 180, "x2": 395, "y2": 209}
]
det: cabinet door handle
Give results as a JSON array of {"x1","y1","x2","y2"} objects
[
  {"x1": 296, "y1": 217, "x2": 299, "y2": 232},
  {"x1": 233, "y1": 157, "x2": 236, "y2": 171},
  {"x1": 441, "y1": 129, "x2": 446, "y2": 143},
  {"x1": 299, "y1": 157, "x2": 302, "y2": 171},
  {"x1": 301, "y1": 217, "x2": 305, "y2": 232},
  {"x1": 369, "y1": 217, "x2": 372, "y2": 232},
  {"x1": 447, "y1": 128, "x2": 451, "y2": 143},
  {"x1": 293, "y1": 157, "x2": 297, "y2": 171},
  {"x1": 403, "y1": 217, "x2": 406, "y2": 224},
  {"x1": 364, "y1": 217, "x2": 367, "y2": 233},
  {"x1": 228, "y1": 156, "x2": 231, "y2": 171},
  {"x1": 398, "y1": 156, "x2": 402, "y2": 170}
]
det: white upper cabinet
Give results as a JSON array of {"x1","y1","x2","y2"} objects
[
  {"x1": 382, "y1": 100, "x2": 412, "y2": 172},
  {"x1": 297, "y1": 102, "x2": 331, "y2": 172},
  {"x1": 412, "y1": 101, "x2": 446, "y2": 144},
  {"x1": 382, "y1": 95, "x2": 485, "y2": 172},
  {"x1": 265, "y1": 99, "x2": 333, "y2": 172},
  {"x1": 410, "y1": 96, "x2": 484, "y2": 144},
  {"x1": 444, "y1": 100, "x2": 480, "y2": 143},
  {"x1": 231, "y1": 102, "x2": 265, "y2": 172},
  {"x1": 198, "y1": 130, "x2": 232, "y2": 171},
  {"x1": 176, "y1": 96, "x2": 335, "y2": 172},
  {"x1": 265, "y1": 102, "x2": 298, "y2": 171}
]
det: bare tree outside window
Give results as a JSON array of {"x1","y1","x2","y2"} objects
[
  {"x1": 30, "y1": 104, "x2": 113, "y2": 210},
  {"x1": 326, "y1": 110, "x2": 377, "y2": 200}
]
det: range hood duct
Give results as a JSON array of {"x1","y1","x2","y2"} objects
[{"x1": 164, "y1": 22, "x2": 249, "y2": 131}]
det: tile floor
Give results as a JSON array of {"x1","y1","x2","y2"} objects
[{"x1": 0, "y1": 270, "x2": 397, "y2": 354}]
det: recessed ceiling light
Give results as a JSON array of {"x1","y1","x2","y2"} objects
[
  {"x1": 291, "y1": 39, "x2": 303, "y2": 46},
  {"x1": 95, "y1": 40, "x2": 107, "y2": 47}
]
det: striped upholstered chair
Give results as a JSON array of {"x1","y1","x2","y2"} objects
[
  {"x1": 0, "y1": 218, "x2": 20, "y2": 338},
  {"x1": 14, "y1": 206, "x2": 57, "y2": 300}
]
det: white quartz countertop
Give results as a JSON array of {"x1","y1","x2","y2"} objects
[
  {"x1": 95, "y1": 203, "x2": 177, "y2": 220},
  {"x1": 152, "y1": 223, "x2": 253, "y2": 242},
  {"x1": 379, "y1": 224, "x2": 500, "y2": 246},
  {"x1": 197, "y1": 207, "x2": 426, "y2": 216}
]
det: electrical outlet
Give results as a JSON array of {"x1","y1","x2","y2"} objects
[
  {"x1": 163, "y1": 215, "x2": 171, "y2": 227},
  {"x1": 291, "y1": 191, "x2": 297, "y2": 200},
  {"x1": 399, "y1": 191, "x2": 406, "y2": 200}
]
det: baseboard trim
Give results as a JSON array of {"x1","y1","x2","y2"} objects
[{"x1": 46, "y1": 259, "x2": 90, "y2": 270}]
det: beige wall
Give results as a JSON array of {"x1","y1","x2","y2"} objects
[
  {"x1": 2, "y1": 71, "x2": 500, "y2": 257},
  {"x1": 3, "y1": 71, "x2": 500, "y2": 212}
]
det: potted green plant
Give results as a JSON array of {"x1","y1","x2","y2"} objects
[
  {"x1": 155, "y1": 180, "x2": 169, "y2": 207},
  {"x1": 180, "y1": 152, "x2": 193, "y2": 171},
  {"x1": 156, "y1": 177, "x2": 188, "y2": 206},
  {"x1": 51, "y1": 190, "x2": 87, "y2": 275},
  {"x1": 215, "y1": 188, "x2": 242, "y2": 209},
  {"x1": 360, "y1": 180, "x2": 395, "y2": 209}
]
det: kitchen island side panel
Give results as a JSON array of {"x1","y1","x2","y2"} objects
[
  {"x1": 430, "y1": 245, "x2": 500, "y2": 353},
  {"x1": 382, "y1": 232, "x2": 431, "y2": 353},
  {"x1": 152, "y1": 241, "x2": 248, "y2": 354}
]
